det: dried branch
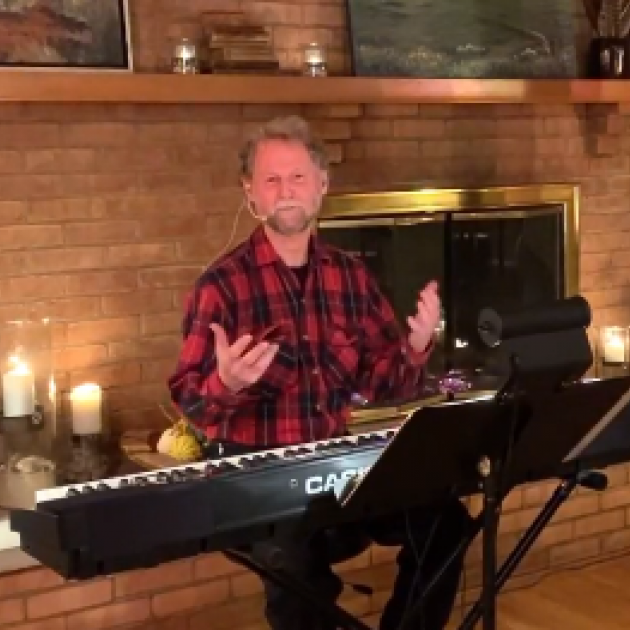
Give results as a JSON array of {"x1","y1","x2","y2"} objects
[
  {"x1": 619, "y1": 0, "x2": 630, "y2": 36},
  {"x1": 583, "y1": 0, "x2": 603, "y2": 32}
]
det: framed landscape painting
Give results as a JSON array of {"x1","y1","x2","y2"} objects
[
  {"x1": 346, "y1": 0, "x2": 578, "y2": 78},
  {"x1": 0, "y1": 0, "x2": 132, "y2": 70}
]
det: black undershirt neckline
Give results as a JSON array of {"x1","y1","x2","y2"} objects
[{"x1": 291, "y1": 264, "x2": 309, "y2": 295}]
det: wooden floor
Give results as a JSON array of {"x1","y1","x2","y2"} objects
[{"x1": 443, "y1": 555, "x2": 630, "y2": 630}]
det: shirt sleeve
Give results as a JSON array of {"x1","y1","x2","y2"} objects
[
  {"x1": 356, "y1": 271, "x2": 433, "y2": 404},
  {"x1": 167, "y1": 281, "x2": 256, "y2": 428}
]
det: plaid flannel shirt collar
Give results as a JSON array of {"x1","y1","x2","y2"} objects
[{"x1": 247, "y1": 224, "x2": 332, "y2": 268}]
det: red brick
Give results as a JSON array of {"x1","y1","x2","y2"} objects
[
  {"x1": 28, "y1": 198, "x2": 106, "y2": 223},
  {"x1": 0, "y1": 598, "x2": 25, "y2": 624},
  {"x1": 151, "y1": 580, "x2": 230, "y2": 617},
  {"x1": 65, "y1": 270, "x2": 139, "y2": 296},
  {"x1": 0, "y1": 225, "x2": 63, "y2": 249},
  {"x1": 141, "y1": 357, "x2": 177, "y2": 383},
  {"x1": 108, "y1": 335, "x2": 181, "y2": 361},
  {"x1": 0, "y1": 200, "x2": 26, "y2": 224},
  {"x1": 141, "y1": 312, "x2": 182, "y2": 335},
  {"x1": 53, "y1": 344, "x2": 107, "y2": 370},
  {"x1": 70, "y1": 361, "x2": 142, "y2": 388},
  {"x1": 0, "y1": 567, "x2": 64, "y2": 598},
  {"x1": 66, "y1": 317, "x2": 140, "y2": 345},
  {"x1": 48, "y1": 296, "x2": 102, "y2": 320},
  {"x1": 105, "y1": 243, "x2": 176, "y2": 267},
  {"x1": 26, "y1": 580, "x2": 112, "y2": 618},
  {"x1": 0, "y1": 275, "x2": 62, "y2": 303},
  {"x1": 137, "y1": 216, "x2": 203, "y2": 240},
  {"x1": 574, "y1": 510, "x2": 625, "y2": 537},
  {"x1": 188, "y1": 596, "x2": 265, "y2": 630},
  {"x1": 66, "y1": 599, "x2": 151, "y2": 630},
  {"x1": 1, "y1": 618, "x2": 65, "y2": 630},
  {"x1": 138, "y1": 266, "x2": 201, "y2": 288},
  {"x1": 101, "y1": 289, "x2": 173, "y2": 316},
  {"x1": 194, "y1": 553, "x2": 243, "y2": 582},
  {"x1": 64, "y1": 220, "x2": 137, "y2": 245}
]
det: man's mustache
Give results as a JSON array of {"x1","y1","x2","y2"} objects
[{"x1": 272, "y1": 203, "x2": 304, "y2": 214}]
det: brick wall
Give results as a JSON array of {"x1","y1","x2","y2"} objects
[{"x1": 2, "y1": 1, "x2": 630, "y2": 629}]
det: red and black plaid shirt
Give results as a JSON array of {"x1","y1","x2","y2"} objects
[{"x1": 168, "y1": 225, "x2": 432, "y2": 448}]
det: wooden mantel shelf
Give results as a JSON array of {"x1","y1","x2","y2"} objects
[{"x1": 3, "y1": 71, "x2": 630, "y2": 104}]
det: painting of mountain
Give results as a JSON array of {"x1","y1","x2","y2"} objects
[
  {"x1": 347, "y1": 0, "x2": 578, "y2": 78},
  {"x1": 0, "y1": 0, "x2": 131, "y2": 68}
]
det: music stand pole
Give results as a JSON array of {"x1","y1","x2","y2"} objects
[{"x1": 478, "y1": 455, "x2": 500, "y2": 630}]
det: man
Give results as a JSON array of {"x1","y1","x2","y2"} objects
[{"x1": 168, "y1": 115, "x2": 471, "y2": 630}]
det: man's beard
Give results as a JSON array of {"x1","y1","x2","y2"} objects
[{"x1": 266, "y1": 204, "x2": 317, "y2": 236}]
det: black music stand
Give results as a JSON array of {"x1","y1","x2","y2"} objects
[
  {"x1": 339, "y1": 376, "x2": 630, "y2": 630},
  {"x1": 338, "y1": 295, "x2": 630, "y2": 630}
]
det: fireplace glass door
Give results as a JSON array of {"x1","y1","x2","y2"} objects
[{"x1": 319, "y1": 205, "x2": 565, "y2": 386}]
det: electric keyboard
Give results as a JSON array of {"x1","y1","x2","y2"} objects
[{"x1": 10, "y1": 426, "x2": 401, "y2": 579}]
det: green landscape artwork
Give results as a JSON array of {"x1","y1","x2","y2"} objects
[{"x1": 346, "y1": 0, "x2": 578, "y2": 78}]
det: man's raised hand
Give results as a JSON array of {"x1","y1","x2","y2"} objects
[{"x1": 210, "y1": 323, "x2": 279, "y2": 393}]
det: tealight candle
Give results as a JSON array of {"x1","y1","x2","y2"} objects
[
  {"x1": 2, "y1": 356, "x2": 35, "y2": 418},
  {"x1": 303, "y1": 42, "x2": 327, "y2": 77},
  {"x1": 70, "y1": 383, "x2": 102, "y2": 435}
]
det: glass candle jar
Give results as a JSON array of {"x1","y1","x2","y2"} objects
[
  {"x1": 172, "y1": 37, "x2": 200, "y2": 74},
  {"x1": 302, "y1": 42, "x2": 327, "y2": 77},
  {"x1": 0, "y1": 318, "x2": 56, "y2": 509}
]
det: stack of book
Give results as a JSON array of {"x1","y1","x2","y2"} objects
[{"x1": 203, "y1": 20, "x2": 280, "y2": 74}]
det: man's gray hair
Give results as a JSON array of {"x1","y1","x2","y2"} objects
[{"x1": 239, "y1": 115, "x2": 329, "y2": 179}]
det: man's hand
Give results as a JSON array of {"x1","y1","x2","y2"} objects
[
  {"x1": 210, "y1": 324, "x2": 279, "y2": 393},
  {"x1": 407, "y1": 280, "x2": 441, "y2": 353}
]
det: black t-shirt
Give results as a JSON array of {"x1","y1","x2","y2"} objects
[{"x1": 291, "y1": 264, "x2": 309, "y2": 294}]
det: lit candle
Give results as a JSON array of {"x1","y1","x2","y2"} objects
[
  {"x1": 70, "y1": 383, "x2": 102, "y2": 435},
  {"x1": 602, "y1": 327, "x2": 627, "y2": 365},
  {"x1": 304, "y1": 43, "x2": 324, "y2": 65},
  {"x1": 2, "y1": 356, "x2": 35, "y2": 418},
  {"x1": 303, "y1": 43, "x2": 327, "y2": 76}
]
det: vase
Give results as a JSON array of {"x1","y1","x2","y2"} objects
[{"x1": 588, "y1": 37, "x2": 628, "y2": 78}]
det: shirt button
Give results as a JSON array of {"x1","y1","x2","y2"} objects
[
  {"x1": 312, "y1": 368, "x2": 319, "y2": 375},
  {"x1": 302, "y1": 334, "x2": 309, "y2": 341}
]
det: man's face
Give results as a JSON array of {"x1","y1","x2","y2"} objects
[{"x1": 244, "y1": 139, "x2": 328, "y2": 236}]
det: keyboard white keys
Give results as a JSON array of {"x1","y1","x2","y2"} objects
[{"x1": 35, "y1": 427, "x2": 401, "y2": 503}]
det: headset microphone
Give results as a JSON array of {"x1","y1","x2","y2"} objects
[{"x1": 247, "y1": 201, "x2": 268, "y2": 222}]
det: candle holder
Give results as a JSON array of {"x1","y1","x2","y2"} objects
[
  {"x1": 0, "y1": 318, "x2": 56, "y2": 509},
  {"x1": 55, "y1": 384, "x2": 112, "y2": 484},
  {"x1": 302, "y1": 42, "x2": 327, "y2": 77},
  {"x1": 171, "y1": 37, "x2": 200, "y2": 74},
  {"x1": 597, "y1": 325, "x2": 629, "y2": 378}
]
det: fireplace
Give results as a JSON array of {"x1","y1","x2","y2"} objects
[{"x1": 318, "y1": 184, "x2": 579, "y2": 411}]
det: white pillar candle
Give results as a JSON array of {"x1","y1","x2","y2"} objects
[
  {"x1": 2, "y1": 357, "x2": 35, "y2": 418},
  {"x1": 70, "y1": 383, "x2": 102, "y2": 435}
]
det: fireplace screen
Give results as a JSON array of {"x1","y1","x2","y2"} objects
[{"x1": 319, "y1": 185, "x2": 579, "y2": 396}]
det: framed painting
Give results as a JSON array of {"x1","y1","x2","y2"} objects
[
  {"x1": 0, "y1": 0, "x2": 133, "y2": 70},
  {"x1": 346, "y1": 0, "x2": 578, "y2": 78}
]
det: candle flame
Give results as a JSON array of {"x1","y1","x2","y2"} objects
[
  {"x1": 7, "y1": 355, "x2": 29, "y2": 375},
  {"x1": 70, "y1": 382, "x2": 102, "y2": 400}
]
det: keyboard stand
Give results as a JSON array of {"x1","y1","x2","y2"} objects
[{"x1": 224, "y1": 546, "x2": 373, "y2": 630}]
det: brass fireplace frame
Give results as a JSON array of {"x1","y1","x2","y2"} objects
[{"x1": 319, "y1": 183, "x2": 580, "y2": 425}]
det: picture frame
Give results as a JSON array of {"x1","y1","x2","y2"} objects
[
  {"x1": 346, "y1": 0, "x2": 578, "y2": 79},
  {"x1": 0, "y1": 0, "x2": 133, "y2": 71}
]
